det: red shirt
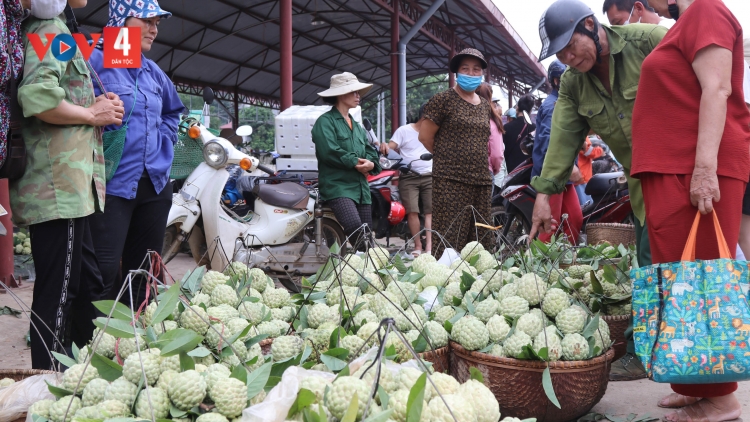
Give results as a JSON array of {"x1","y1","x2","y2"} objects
[{"x1": 631, "y1": 0, "x2": 750, "y2": 181}]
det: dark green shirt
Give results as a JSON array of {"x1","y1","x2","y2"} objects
[
  {"x1": 530, "y1": 24, "x2": 668, "y2": 223},
  {"x1": 311, "y1": 109, "x2": 381, "y2": 204}
]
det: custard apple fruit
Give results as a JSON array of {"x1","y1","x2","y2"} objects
[
  {"x1": 542, "y1": 288, "x2": 570, "y2": 318},
  {"x1": 568, "y1": 265, "x2": 594, "y2": 280},
  {"x1": 224, "y1": 261, "x2": 249, "y2": 280},
  {"x1": 299, "y1": 376, "x2": 329, "y2": 403},
  {"x1": 202, "y1": 270, "x2": 232, "y2": 295},
  {"x1": 363, "y1": 272, "x2": 386, "y2": 295},
  {"x1": 561, "y1": 333, "x2": 590, "y2": 360},
  {"x1": 226, "y1": 318, "x2": 252, "y2": 341},
  {"x1": 196, "y1": 413, "x2": 230, "y2": 422},
  {"x1": 81, "y1": 377, "x2": 109, "y2": 407},
  {"x1": 353, "y1": 309, "x2": 377, "y2": 326},
  {"x1": 517, "y1": 312, "x2": 544, "y2": 338},
  {"x1": 433, "y1": 305, "x2": 456, "y2": 324},
  {"x1": 548, "y1": 268, "x2": 565, "y2": 285},
  {"x1": 591, "y1": 318, "x2": 611, "y2": 355},
  {"x1": 473, "y1": 250, "x2": 497, "y2": 274},
  {"x1": 388, "y1": 389, "x2": 431, "y2": 422},
  {"x1": 366, "y1": 246, "x2": 391, "y2": 269},
  {"x1": 451, "y1": 316, "x2": 489, "y2": 351},
  {"x1": 489, "y1": 344, "x2": 506, "y2": 357},
  {"x1": 90, "y1": 328, "x2": 116, "y2": 358},
  {"x1": 271, "y1": 306, "x2": 295, "y2": 323},
  {"x1": 169, "y1": 370, "x2": 207, "y2": 410},
  {"x1": 29, "y1": 399, "x2": 55, "y2": 419},
  {"x1": 104, "y1": 377, "x2": 138, "y2": 408},
  {"x1": 48, "y1": 396, "x2": 81, "y2": 422},
  {"x1": 457, "y1": 379, "x2": 500, "y2": 422},
  {"x1": 420, "y1": 264, "x2": 449, "y2": 289},
  {"x1": 205, "y1": 363, "x2": 231, "y2": 395},
  {"x1": 353, "y1": 361, "x2": 398, "y2": 394},
  {"x1": 263, "y1": 288, "x2": 291, "y2": 308},
  {"x1": 479, "y1": 269, "x2": 504, "y2": 294},
  {"x1": 97, "y1": 399, "x2": 130, "y2": 418},
  {"x1": 504, "y1": 331, "x2": 532, "y2": 358},
  {"x1": 207, "y1": 304, "x2": 240, "y2": 324},
  {"x1": 307, "y1": 303, "x2": 332, "y2": 329},
  {"x1": 498, "y1": 296, "x2": 529, "y2": 319},
  {"x1": 442, "y1": 282, "x2": 463, "y2": 307},
  {"x1": 423, "y1": 320, "x2": 449, "y2": 348},
  {"x1": 460, "y1": 241, "x2": 484, "y2": 260},
  {"x1": 62, "y1": 363, "x2": 99, "y2": 393},
  {"x1": 340, "y1": 335, "x2": 366, "y2": 356},
  {"x1": 211, "y1": 377, "x2": 247, "y2": 418},
  {"x1": 397, "y1": 367, "x2": 433, "y2": 401},
  {"x1": 116, "y1": 335, "x2": 146, "y2": 361},
  {"x1": 486, "y1": 314, "x2": 511, "y2": 343},
  {"x1": 191, "y1": 292, "x2": 212, "y2": 308},
  {"x1": 211, "y1": 284, "x2": 240, "y2": 308},
  {"x1": 495, "y1": 282, "x2": 518, "y2": 303},
  {"x1": 428, "y1": 394, "x2": 477, "y2": 422},
  {"x1": 357, "y1": 322, "x2": 382, "y2": 346},
  {"x1": 247, "y1": 267, "x2": 269, "y2": 292},
  {"x1": 386, "y1": 281, "x2": 417, "y2": 309},
  {"x1": 427, "y1": 371, "x2": 460, "y2": 397},
  {"x1": 324, "y1": 376, "x2": 370, "y2": 420},
  {"x1": 122, "y1": 351, "x2": 162, "y2": 386},
  {"x1": 205, "y1": 323, "x2": 233, "y2": 349},
  {"x1": 153, "y1": 320, "x2": 179, "y2": 335},
  {"x1": 272, "y1": 335, "x2": 304, "y2": 361},
  {"x1": 74, "y1": 405, "x2": 101, "y2": 421},
  {"x1": 555, "y1": 307, "x2": 586, "y2": 335},
  {"x1": 447, "y1": 261, "x2": 477, "y2": 284},
  {"x1": 606, "y1": 302, "x2": 632, "y2": 316},
  {"x1": 238, "y1": 301, "x2": 270, "y2": 325},
  {"x1": 473, "y1": 298, "x2": 499, "y2": 323},
  {"x1": 516, "y1": 273, "x2": 548, "y2": 306},
  {"x1": 533, "y1": 326, "x2": 563, "y2": 361},
  {"x1": 179, "y1": 306, "x2": 210, "y2": 335},
  {"x1": 156, "y1": 369, "x2": 178, "y2": 391},
  {"x1": 134, "y1": 387, "x2": 170, "y2": 419},
  {"x1": 411, "y1": 253, "x2": 437, "y2": 274}
]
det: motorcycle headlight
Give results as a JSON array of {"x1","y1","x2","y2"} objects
[
  {"x1": 203, "y1": 141, "x2": 228, "y2": 169},
  {"x1": 379, "y1": 156, "x2": 394, "y2": 169}
]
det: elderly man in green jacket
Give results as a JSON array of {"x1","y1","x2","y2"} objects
[{"x1": 531, "y1": 0, "x2": 667, "y2": 380}]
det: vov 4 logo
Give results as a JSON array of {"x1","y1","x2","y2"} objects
[{"x1": 28, "y1": 27, "x2": 141, "y2": 68}]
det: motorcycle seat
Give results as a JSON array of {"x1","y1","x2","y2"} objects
[
  {"x1": 253, "y1": 182, "x2": 310, "y2": 210},
  {"x1": 585, "y1": 171, "x2": 624, "y2": 196}
]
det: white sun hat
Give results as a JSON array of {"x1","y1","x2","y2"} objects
[{"x1": 317, "y1": 72, "x2": 373, "y2": 98}]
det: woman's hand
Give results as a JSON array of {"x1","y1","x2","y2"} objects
[
  {"x1": 355, "y1": 158, "x2": 374, "y2": 175},
  {"x1": 690, "y1": 166, "x2": 721, "y2": 214}
]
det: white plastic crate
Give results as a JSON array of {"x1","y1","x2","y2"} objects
[
  {"x1": 276, "y1": 157, "x2": 319, "y2": 171},
  {"x1": 275, "y1": 105, "x2": 362, "y2": 156}
]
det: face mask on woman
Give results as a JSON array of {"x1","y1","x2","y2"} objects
[
  {"x1": 456, "y1": 74, "x2": 484, "y2": 92},
  {"x1": 30, "y1": 0, "x2": 68, "y2": 20}
]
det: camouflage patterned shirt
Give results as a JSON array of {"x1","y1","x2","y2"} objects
[{"x1": 10, "y1": 16, "x2": 106, "y2": 227}]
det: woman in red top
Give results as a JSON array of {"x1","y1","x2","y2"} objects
[{"x1": 631, "y1": 0, "x2": 750, "y2": 420}]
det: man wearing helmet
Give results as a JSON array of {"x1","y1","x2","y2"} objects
[
  {"x1": 603, "y1": 0, "x2": 661, "y2": 26},
  {"x1": 529, "y1": 0, "x2": 667, "y2": 381}
]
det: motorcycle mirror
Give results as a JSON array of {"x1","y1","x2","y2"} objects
[
  {"x1": 522, "y1": 110, "x2": 533, "y2": 125},
  {"x1": 363, "y1": 118, "x2": 372, "y2": 131},
  {"x1": 202, "y1": 87, "x2": 215, "y2": 105},
  {"x1": 419, "y1": 153, "x2": 433, "y2": 161},
  {"x1": 236, "y1": 125, "x2": 253, "y2": 137}
]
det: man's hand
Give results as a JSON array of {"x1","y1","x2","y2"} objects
[
  {"x1": 355, "y1": 158, "x2": 374, "y2": 175},
  {"x1": 529, "y1": 193, "x2": 557, "y2": 241},
  {"x1": 379, "y1": 142, "x2": 389, "y2": 155},
  {"x1": 569, "y1": 166, "x2": 584, "y2": 185},
  {"x1": 690, "y1": 165, "x2": 721, "y2": 214},
  {"x1": 89, "y1": 94, "x2": 125, "y2": 127}
]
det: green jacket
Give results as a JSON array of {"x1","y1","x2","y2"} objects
[
  {"x1": 530, "y1": 24, "x2": 668, "y2": 223},
  {"x1": 311, "y1": 109, "x2": 381, "y2": 204},
  {"x1": 10, "y1": 16, "x2": 106, "y2": 227}
]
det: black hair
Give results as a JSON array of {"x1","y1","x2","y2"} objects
[
  {"x1": 517, "y1": 94, "x2": 535, "y2": 114},
  {"x1": 602, "y1": 0, "x2": 654, "y2": 14},
  {"x1": 322, "y1": 96, "x2": 337, "y2": 105}
]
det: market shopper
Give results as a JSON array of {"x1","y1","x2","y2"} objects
[
  {"x1": 576, "y1": 134, "x2": 605, "y2": 209},
  {"x1": 476, "y1": 82, "x2": 505, "y2": 177},
  {"x1": 419, "y1": 48, "x2": 495, "y2": 258},
  {"x1": 312, "y1": 72, "x2": 381, "y2": 251},
  {"x1": 501, "y1": 94, "x2": 535, "y2": 174},
  {"x1": 533, "y1": 60, "x2": 583, "y2": 244},
  {"x1": 632, "y1": 0, "x2": 750, "y2": 418},
  {"x1": 603, "y1": 0, "x2": 661, "y2": 25},
  {"x1": 88, "y1": 0, "x2": 184, "y2": 310},
  {"x1": 12, "y1": 0, "x2": 125, "y2": 370},
  {"x1": 530, "y1": 0, "x2": 666, "y2": 381},
  {"x1": 380, "y1": 104, "x2": 433, "y2": 255}
]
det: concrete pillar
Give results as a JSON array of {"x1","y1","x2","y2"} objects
[
  {"x1": 390, "y1": 0, "x2": 400, "y2": 134},
  {"x1": 280, "y1": 0, "x2": 293, "y2": 111}
]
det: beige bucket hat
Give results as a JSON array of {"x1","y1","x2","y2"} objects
[{"x1": 317, "y1": 72, "x2": 373, "y2": 98}]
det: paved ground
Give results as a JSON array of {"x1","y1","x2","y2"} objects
[{"x1": 1, "y1": 252, "x2": 748, "y2": 420}]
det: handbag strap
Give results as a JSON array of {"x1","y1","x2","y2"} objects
[
  {"x1": 680, "y1": 211, "x2": 732, "y2": 262},
  {"x1": 85, "y1": 61, "x2": 139, "y2": 126}
]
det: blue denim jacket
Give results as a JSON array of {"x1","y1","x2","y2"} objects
[
  {"x1": 89, "y1": 48, "x2": 184, "y2": 199},
  {"x1": 532, "y1": 90, "x2": 577, "y2": 182}
]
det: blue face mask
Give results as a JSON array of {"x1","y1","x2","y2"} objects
[{"x1": 456, "y1": 74, "x2": 484, "y2": 92}]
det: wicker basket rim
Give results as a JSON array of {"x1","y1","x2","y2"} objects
[
  {"x1": 0, "y1": 369, "x2": 57, "y2": 376},
  {"x1": 601, "y1": 314, "x2": 630, "y2": 321},
  {"x1": 586, "y1": 223, "x2": 635, "y2": 229},
  {"x1": 417, "y1": 346, "x2": 449, "y2": 357},
  {"x1": 449, "y1": 341, "x2": 614, "y2": 372}
]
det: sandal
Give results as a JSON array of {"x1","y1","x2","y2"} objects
[
  {"x1": 659, "y1": 393, "x2": 702, "y2": 409},
  {"x1": 410, "y1": 249, "x2": 422, "y2": 258}
]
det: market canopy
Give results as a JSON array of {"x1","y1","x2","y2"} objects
[{"x1": 76, "y1": 0, "x2": 547, "y2": 110}]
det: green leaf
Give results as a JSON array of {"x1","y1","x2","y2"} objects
[
  {"x1": 467, "y1": 254, "x2": 480, "y2": 266},
  {"x1": 603, "y1": 265, "x2": 617, "y2": 284},
  {"x1": 469, "y1": 367, "x2": 485, "y2": 383},
  {"x1": 378, "y1": 385, "x2": 390, "y2": 409},
  {"x1": 412, "y1": 334, "x2": 428, "y2": 353},
  {"x1": 443, "y1": 320, "x2": 453, "y2": 333},
  {"x1": 582, "y1": 314, "x2": 601, "y2": 339},
  {"x1": 93, "y1": 300, "x2": 134, "y2": 321},
  {"x1": 300, "y1": 344, "x2": 313, "y2": 364},
  {"x1": 589, "y1": 271, "x2": 604, "y2": 295},
  {"x1": 230, "y1": 365, "x2": 248, "y2": 384},
  {"x1": 46, "y1": 380, "x2": 74, "y2": 399},
  {"x1": 465, "y1": 294, "x2": 476, "y2": 315},
  {"x1": 151, "y1": 283, "x2": 181, "y2": 326},
  {"x1": 451, "y1": 296, "x2": 462, "y2": 307},
  {"x1": 90, "y1": 352, "x2": 123, "y2": 381},
  {"x1": 536, "y1": 346, "x2": 549, "y2": 361},
  {"x1": 341, "y1": 392, "x2": 359, "y2": 422},
  {"x1": 320, "y1": 354, "x2": 348, "y2": 372},
  {"x1": 155, "y1": 329, "x2": 204, "y2": 357},
  {"x1": 405, "y1": 373, "x2": 426, "y2": 422},
  {"x1": 298, "y1": 306, "x2": 309, "y2": 330},
  {"x1": 93, "y1": 318, "x2": 144, "y2": 339},
  {"x1": 170, "y1": 404, "x2": 188, "y2": 418},
  {"x1": 323, "y1": 347, "x2": 350, "y2": 359},
  {"x1": 265, "y1": 376, "x2": 282, "y2": 391},
  {"x1": 362, "y1": 409, "x2": 395, "y2": 422},
  {"x1": 245, "y1": 334, "x2": 270, "y2": 349},
  {"x1": 448, "y1": 308, "x2": 466, "y2": 324},
  {"x1": 71, "y1": 343, "x2": 80, "y2": 363},
  {"x1": 52, "y1": 351, "x2": 77, "y2": 368},
  {"x1": 542, "y1": 367, "x2": 561, "y2": 409},
  {"x1": 459, "y1": 271, "x2": 476, "y2": 294},
  {"x1": 187, "y1": 346, "x2": 212, "y2": 358},
  {"x1": 247, "y1": 361, "x2": 273, "y2": 399},
  {"x1": 288, "y1": 388, "x2": 317, "y2": 417},
  {"x1": 393, "y1": 255, "x2": 408, "y2": 274},
  {"x1": 31, "y1": 415, "x2": 51, "y2": 422},
  {"x1": 334, "y1": 364, "x2": 351, "y2": 381},
  {"x1": 179, "y1": 352, "x2": 194, "y2": 371},
  {"x1": 145, "y1": 327, "x2": 158, "y2": 344},
  {"x1": 181, "y1": 266, "x2": 206, "y2": 294},
  {"x1": 220, "y1": 324, "x2": 254, "y2": 351},
  {"x1": 329, "y1": 327, "x2": 344, "y2": 349}
]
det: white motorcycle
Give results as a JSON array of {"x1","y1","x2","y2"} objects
[{"x1": 163, "y1": 89, "x2": 345, "y2": 290}]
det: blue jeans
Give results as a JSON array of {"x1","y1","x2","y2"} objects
[{"x1": 575, "y1": 184, "x2": 592, "y2": 207}]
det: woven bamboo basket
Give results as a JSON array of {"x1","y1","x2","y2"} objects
[
  {"x1": 418, "y1": 346, "x2": 450, "y2": 373},
  {"x1": 449, "y1": 342, "x2": 615, "y2": 422},
  {"x1": 1, "y1": 369, "x2": 59, "y2": 422},
  {"x1": 602, "y1": 315, "x2": 630, "y2": 362},
  {"x1": 260, "y1": 338, "x2": 274, "y2": 355},
  {"x1": 586, "y1": 223, "x2": 636, "y2": 246}
]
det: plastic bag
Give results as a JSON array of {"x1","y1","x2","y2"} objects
[
  {"x1": 0, "y1": 374, "x2": 59, "y2": 421},
  {"x1": 437, "y1": 248, "x2": 459, "y2": 266}
]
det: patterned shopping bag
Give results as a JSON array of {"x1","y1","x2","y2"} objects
[{"x1": 632, "y1": 211, "x2": 750, "y2": 384}]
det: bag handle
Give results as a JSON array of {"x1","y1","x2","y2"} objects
[{"x1": 680, "y1": 211, "x2": 732, "y2": 262}]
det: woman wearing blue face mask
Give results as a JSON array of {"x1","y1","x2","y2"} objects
[{"x1": 419, "y1": 48, "x2": 495, "y2": 257}]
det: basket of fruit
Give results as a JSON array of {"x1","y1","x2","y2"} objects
[
  {"x1": 0, "y1": 369, "x2": 59, "y2": 422},
  {"x1": 586, "y1": 223, "x2": 636, "y2": 246},
  {"x1": 418, "y1": 346, "x2": 450, "y2": 373}
]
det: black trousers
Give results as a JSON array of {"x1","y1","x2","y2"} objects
[
  {"x1": 327, "y1": 197, "x2": 372, "y2": 251},
  {"x1": 90, "y1": 176, "x2": 172, "y2": 309},
  {"x1": 29, "y1": 217, "x2": 103, "y2": 370}
]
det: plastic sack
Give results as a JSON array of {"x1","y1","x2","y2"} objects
[
  {"x1": 437, "y1": 248, "x2": 459, "y2": 266},
  {"x1": 418, "y1": 286, "x2": 439, "y2": 312},
  {"x1": 0, "y1": 374, "x2": 59, "y2": 422}
]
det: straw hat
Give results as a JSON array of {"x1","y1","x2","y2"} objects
[
  {"x1": 449, "y1": 48, "x2": 488, "y2": 73},
  {"x1": 317, "y1": 72, "x2": 373, "y2": 98}
]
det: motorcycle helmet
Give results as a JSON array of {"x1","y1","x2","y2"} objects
[
  {"x1": 547, "y1": 60, "x2": 566, "y2": 86},
  {"x1": 387, "y1": 201, "x2": 406, "y2": 225},
  {"x1": 538, "y1": 0, "x2": 602, "y2": 62}
]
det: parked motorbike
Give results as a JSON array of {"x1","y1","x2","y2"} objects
[{"x1": 163, "y1": 88, "x2": 345, "y2": 291}]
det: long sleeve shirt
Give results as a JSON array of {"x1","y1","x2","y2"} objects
[
  {"x1": 89, "y1": 48, "x2": 184, "y2": 199},
  {"x1": 311, "y1": 109, "x2": 381, "y2": 204},
  {"x1": 530, "y1": 24, "x2": 668, "y2": 224},
  {"x1": 532, "y1": 89, "x2": 557, "y2": 179},
  {"x1": 488, "y1": 119, "x2": 504, "y2": 175}
]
